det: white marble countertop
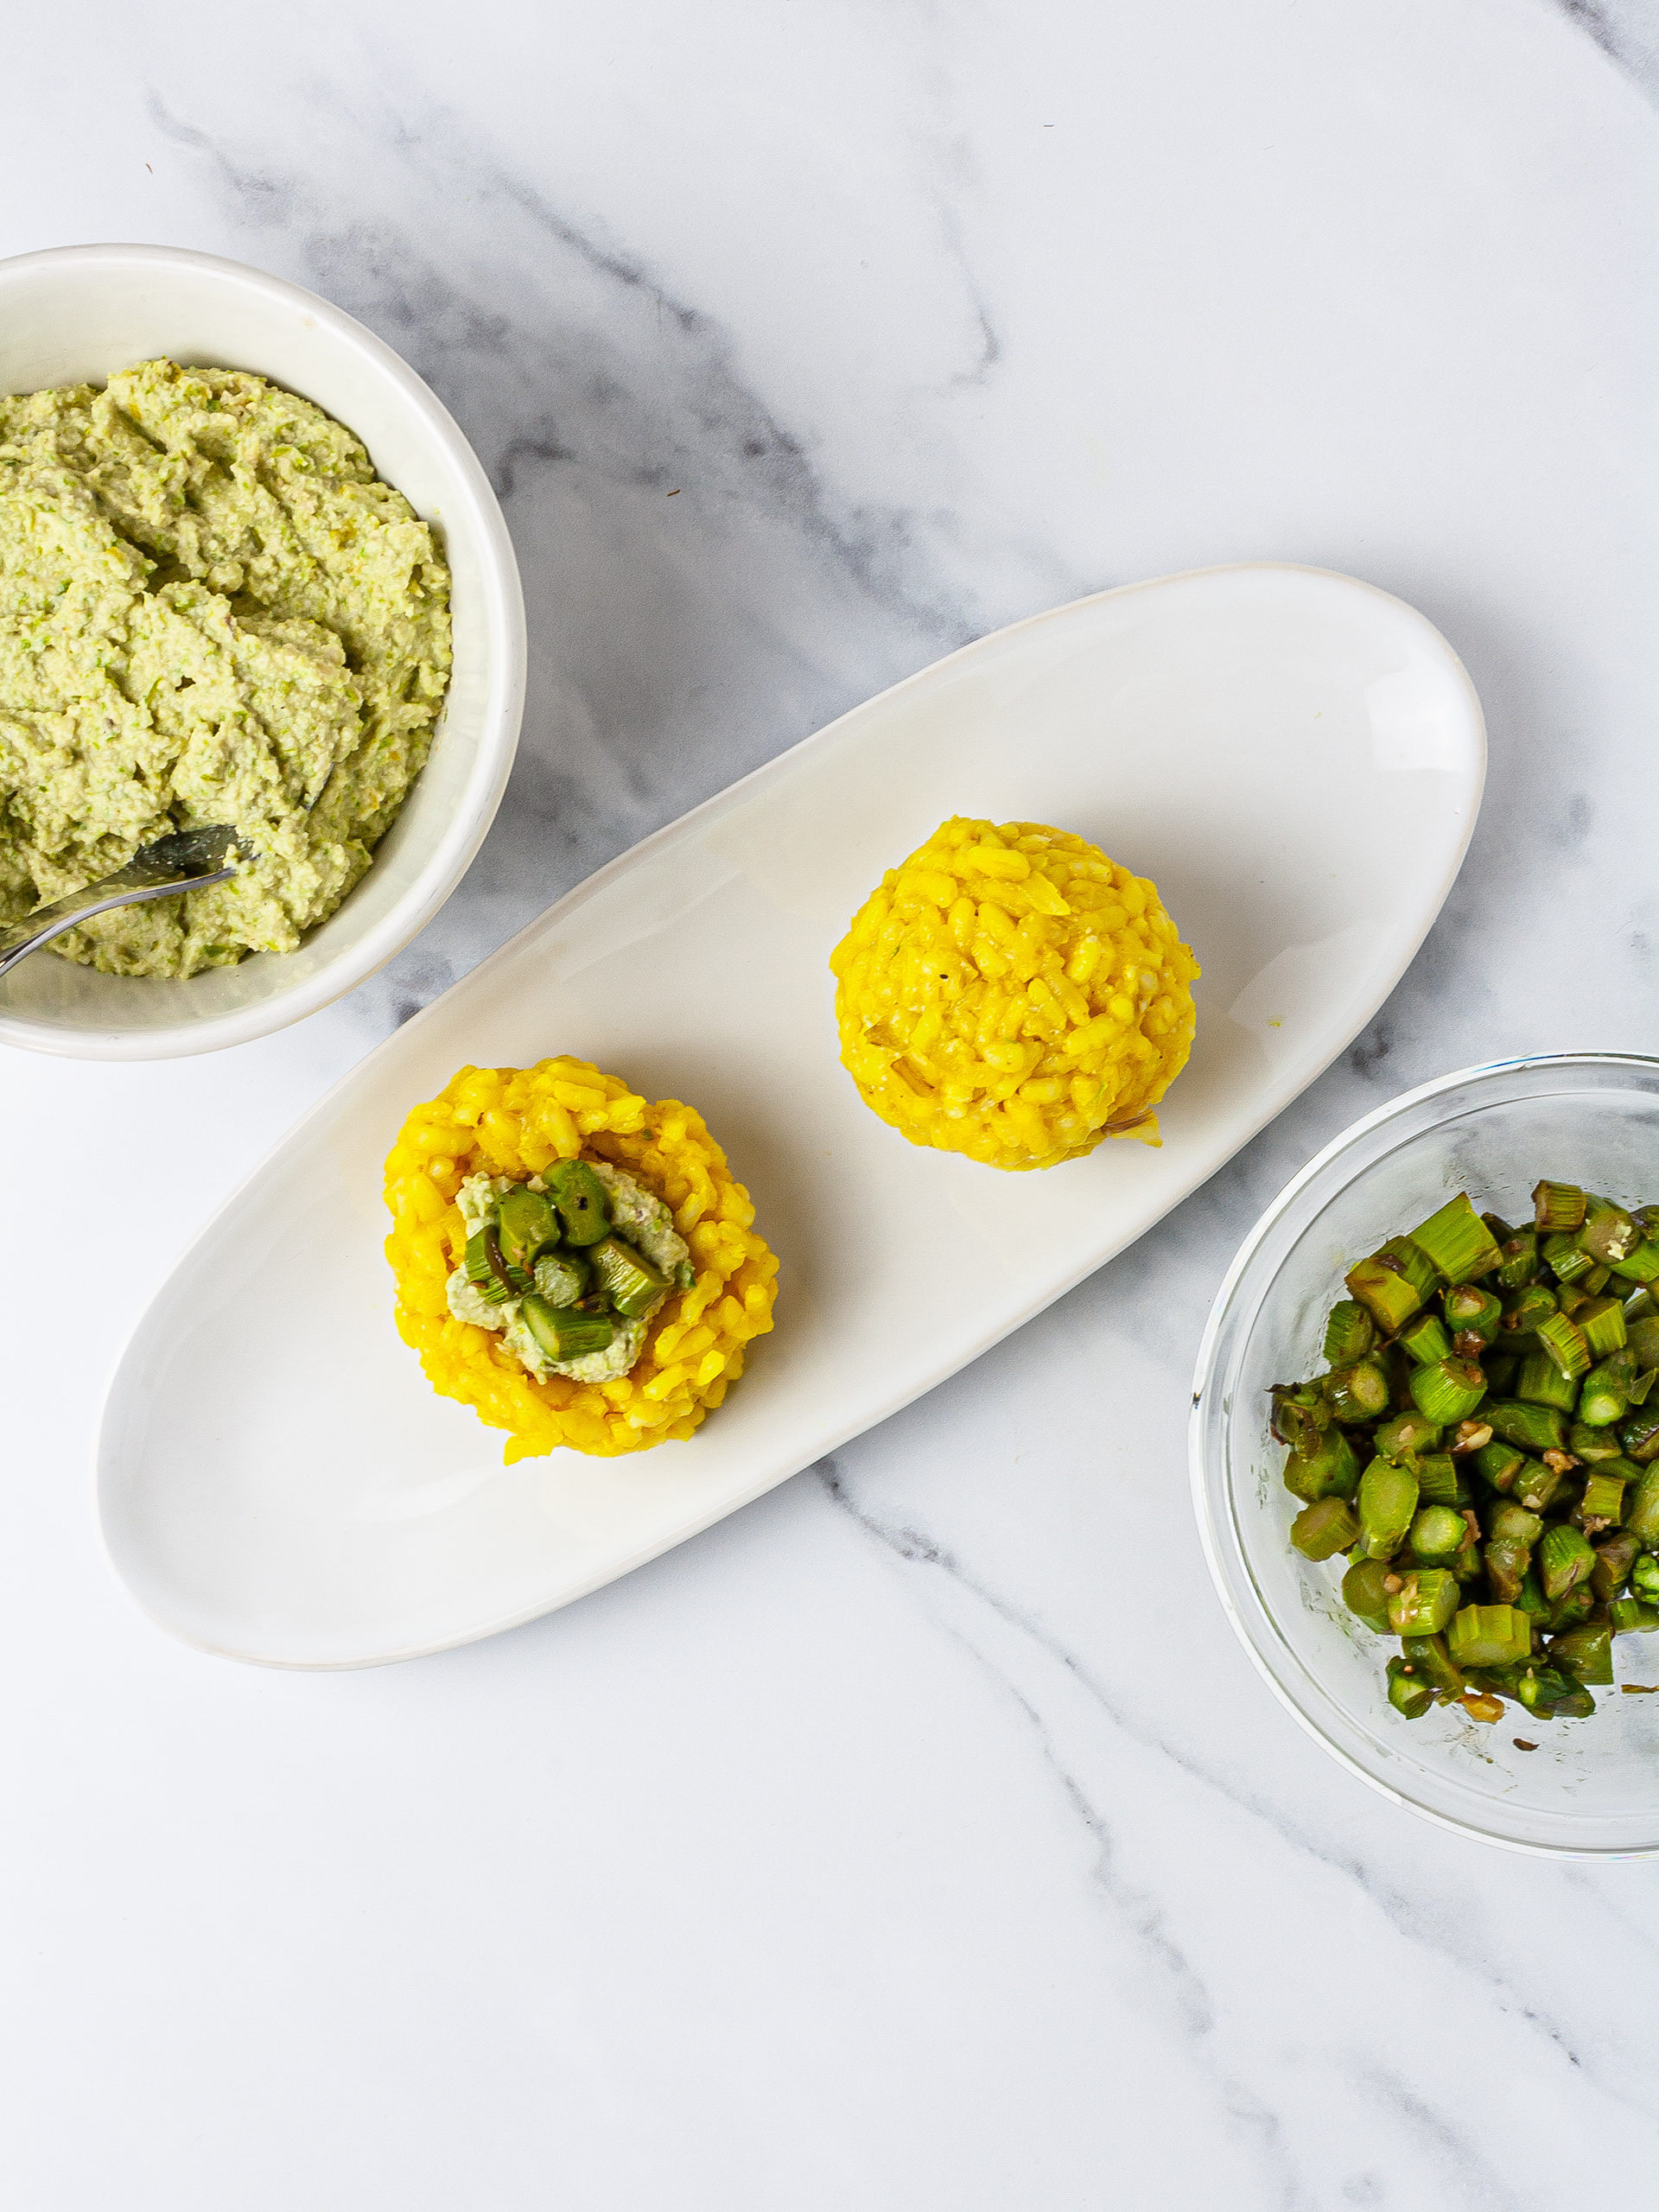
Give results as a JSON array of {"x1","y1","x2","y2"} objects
[{"x1": 4, "y1": 3, "x2": 1658, "y2": 2203}]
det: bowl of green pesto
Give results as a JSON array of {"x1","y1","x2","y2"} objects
[{"x1": 0, "y1": 245, "x2": 525, "y2": 1058}]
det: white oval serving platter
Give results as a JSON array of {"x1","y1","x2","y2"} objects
[{"x1": 99, "y1": 563, "x2": 1484, "y2": 1667}]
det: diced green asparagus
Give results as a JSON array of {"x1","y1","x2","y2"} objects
[
  {"x1": 1533, "y1": 1180, "x2": 1587, "y2": 1232},
  {"x1": 1289, "y1": 1497, "x2": 1360, "y2": 1560},
  {"x1": 1590, "y1": 1529, "x2": 1639, "y2": 1602},
  {"x1": 1471, "y1": 1438, "x2": 1527, "y2": 1491},
  {"x1": 1386, "y1": 1656, "x2": 1433, "y2": 1719},
  {"x1": 1548, "y1": 1621, "x2": 1613, "y2": 1686},
  {"x1": 1268, "y1": 1382, "x2": 1330, "y2": 1454},
  {"x1": 545, "y1": 1160, "x2": 613, "y2": 1247},
  {"x1": 1408, "y1": 1194, "x2": 1502, "y2": 1283},
  {"x1": 1373, "y1": 1410, "x2": 1444, "y2": 1465},
  {"x1": 1399, "y1": 1312, "x2": 1453, "y2": 1365},
  {"x1": 1402, "y1": 1633, "x2": 1465, "y2": 1698},
  {"x1": 1539, "y1": 1522, "x2": 1597, "y2": 1601},
  {"x1": 1326, "y1": 1361, "x2": 1391, "y2": 1425},
  {"x1": 1346, "y1": 1237, "x2": 1440, "y2": 1332},
  {"x1": 1341, "y1": 1557, "x2": 1395, "y2": 1633},
  {"x1": 1408, "y1": 1357, "x2": 1487, "y2": 1427},
  {"x1": 1410, "y1": 1504, "x2": 1470, "y2": 1561},
  {"x1": 1579, "y1": 1350, "x2": 1634, "y2": 1428},
  {"x1": 1447, "y1": 1605, "x2": 1533, "y2": 1668},
  {"x1": 1444, "y1": 1282, "x2": 1503, "y2": 1350},
  {"x1": 1484, "y1": 1401, "x2": 1568, "y2": 1457},
  {"x1": 1577, "y1": 1470, "x2": 1627, "y2": 1525},
  {"x1": 1414, "y1": 1454, "x2": 1464, "y2": 1505},
  {"x1": 1388, "y1": 1569, "x2": 1460, "y2": 1637},
  {"x1": 1576, "y1": 1295, "x2": 1627, "y2": 1360},
  {"x1": 1497, "y1": 1230, "x2": 1540, "y2": 1290},
  {"x1": 1567, "y1": 1421, "x2": 1624, "y2": 1464},
  {"x1": 1322, "y1": 1300, "x2": 1376, "y2": 1367},
  {"x1": 1535, "y1": 1309, "x2": 1591, "y2": 1382},
  {"x1": 1624, "y1": 1465, "x2": 1659, "y2": 1544},
  {"x1": 1618, "y1": 1405, "x2": 1659, "y2": 1461},
  {"x1": 1357, "y1": 1459, "x2": 1419, "y2": 1560},
  {"x1": 1281, "y1": 1427, "x2": 1363, "y2": 1503}
]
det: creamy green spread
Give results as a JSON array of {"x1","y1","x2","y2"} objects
[
  {"x1": 0, "y1": 358, "x2": 452, "y2": 976},
  {"x1": 447, "y1": 1166, "x2": 690, "y2": 1383}
]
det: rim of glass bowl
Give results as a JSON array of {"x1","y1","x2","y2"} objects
[{"x1": 1189, "y1": 1051, "x2": 1659, "y2": 1859}]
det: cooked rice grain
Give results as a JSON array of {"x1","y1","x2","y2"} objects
[
  {"x1": 384, "y1": 1057, "x2": 779, "y2": 1459},
  {"x1": 830, "y1": 817, "x2": 1198, "y2": 1169}
]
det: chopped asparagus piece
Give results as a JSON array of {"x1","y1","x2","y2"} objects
[
  {"x1": 1539, "y1": 1522, "x2": 1597, "y2": 1601},
  {"x1": 1399, "y1": 1312, "x2": 1453, "y2": 1365},
  {"x1": 1579, "y1": 1351, "x2": 1633, "y2": 1428},
  {"x1": 1408, "y1": 1357, "x2": 1486, "y2": 1427},
  {"x1": 1618, "y1": 1405, "x2": 1659, "y2": 1461},
  {"x1": 1385, "y1": 1656, "x2": 1433, "y2": 1719},
  {"x1": 1535, "y1": 1308, "x2": 1591, "y2": 1382},
  {"x1": 1388, "y1": 1569, "x2": 1460, "y2": 1637},
  {"x1": 1444, "y1": 1281, "x2": 1503, "y2": 1349},
  {"x1": 1630, "y1": 1554, "x2": 1659, "y2": 1605},
  {"x1": 1609, "y1": 1598, "x2": 1659, "y2": 1634},
  {"x1": 1357, "y1": 1459, "x2": 1419, "y2": 1560},
  {"x1": 1548, "y1": 1621, "x2": 1613, "y2": 1685},
  {"x1": 1497, "y1": 1230, "x2": 1540, "y2": 1290},
  {"x1": 1516, "y1": 1351, "x2": 1580, "y2": 1413},
  {"x1": 1410, "y1": 1504, "x2": 1470, "y2": 1561},
  {"x1": 1290, "y1": 1497, "x2": 1360, "y2": 1560},
  {"x1": 1414, "y1": 1452, "x2": 1463, "y2": 1505},
  {"x1": 1346, "y1": 1237, "x2": 1439, "y2": 1333},
  {"x1": 1342, "y1": 1557, "x2": 1394, "y2": 1634},
  {"x1": 1471, "y1": 1438, "x2": 1526, "y2": 1491},
  {"x1": 1484, "y1": 1401, "x2": 1568, "y2": 1457},
  {"x1": 1533, "y1": 1180, "x2": 1587, "y2": 1232},
  {"x1": 518, "y1": 1294, "x2": 615, "y2": 1362},
  {"x1": 1409, "y1": 1194, "x2": 1502, "y2": 1282},
  {"x1": 1447, "y1": 1605, "x2": 1533, "y2": 1669},
  {"x1": 1268, "y1": 1382, "x2": 1330, "y2": 1454},
  {"x1": 1590, "y1": 1529, "x2": 1639, "y2": 1602},
  {"x1": 1326, "y1": 1361, "x2": 1391, "y2": 1425},
  {"x1": 496, "y1": 1186, "x2": 560, "y2": 1276},
  {"x1": 1281, "y1": 1427, "x2": 1363, "y2": 1503},
  {"x1": 463, "y1": 1227, "x2": 515, "y2": 1305},
  {"x1": 1608, "y1": 1232, "x2": 1659, "y2": 1286},
  {"x1": 1575, "y1": 1295, "x2": 1627, "y2": 1361},
  {"x1": 589, "y1": 1235, "x2": 672, "y2": 1319},
  {"x1": 1624, "y1": 1465, "x2": 1659, "y2": 1545},
  {"x1": 1578, "y1": 1471, "x2": 1627, "y2": 1524},
  {"x1": 1580, "y1": 1198, "x2": 1639, "y2": 1266},
  {"x1": 1322, "y1": 1300, "x2": 1376, "y2": 1367},
  {"x1": 546, "y1": 1160, "x2": 613, "y2": 1247},
  {"x1": 1373, "y1": 1410, "x2": 1444, "y2": 1465},
  {"x1": 1402, "y1": 1633, "x2": 1465, "y2": 1697},
  {"x1": 1567, "y1": 1421, "x2": 1624, "y2": 1464}
]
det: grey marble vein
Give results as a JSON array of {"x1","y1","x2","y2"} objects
[{"x1": 813, "y1": 1452, "x2": 1658, "y2": 2135}]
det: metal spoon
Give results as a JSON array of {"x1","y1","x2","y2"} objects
[{"x1": 0, "y1": 826, "x2": 245, "y2": 979}]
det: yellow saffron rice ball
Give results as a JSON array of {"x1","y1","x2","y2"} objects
[
  {"x1": 384, "y1": 1057, "x2": 779, "y2": 1460},
  {"x1": 830, "y1": 817, "x2": 1199, "y2": 1170}
]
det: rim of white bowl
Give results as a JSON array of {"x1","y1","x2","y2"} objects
[
  {"x1": 0, "y1": 242, "x2": 526, "y2": 1061},
  {"x1": 1191, "y1": 1049, "x2": 1659, "y2": 1859}
]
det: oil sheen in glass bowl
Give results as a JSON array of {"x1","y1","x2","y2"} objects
[{"x1": 1192, "y1": 1053, "x2": 1659, "y2": 1858}]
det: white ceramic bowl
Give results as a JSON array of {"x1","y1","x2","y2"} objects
[
  {"x1": 0, "y1": 244, "x2": 525, "y2": 1058},
  {"x1": 1192, "y1": 1053, "x2": 1659, "y2": 1859}
]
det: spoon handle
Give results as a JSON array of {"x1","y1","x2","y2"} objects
[{"x1": 0, "y1": 842, "x2": 239, "y2": 978}]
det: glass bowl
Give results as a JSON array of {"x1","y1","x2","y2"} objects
[{"x1": 1191, "y1": 1052, "x2": 1659, "y2": 1857}]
